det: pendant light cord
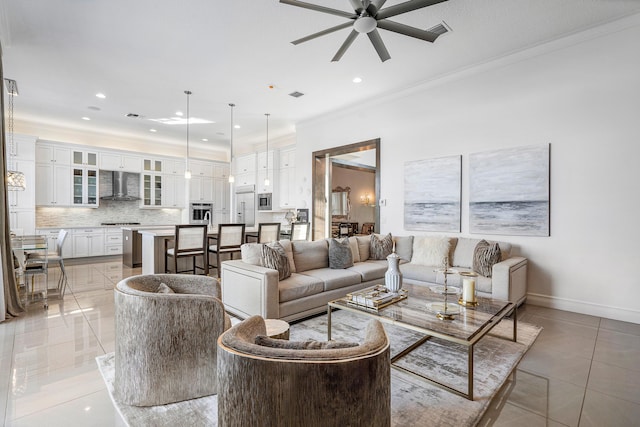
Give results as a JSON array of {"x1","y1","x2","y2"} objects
[{"x1": 184, "y1": 90, "x2": 192, "y2": 175}]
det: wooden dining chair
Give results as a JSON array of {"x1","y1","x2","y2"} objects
[
  {"x1": 209, "y1": 223, "x2": 245, "y2": 278},
  {"x1": 290, "y1": 222, "x2": 310, "y2": 241},
  {"x1": 165, "y1": 225, "x2": 209, "y2": 275},
  {"x1": 257, "y1": 223, "x2": 281, "y2": 243}
]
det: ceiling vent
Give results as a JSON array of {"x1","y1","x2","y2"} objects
[
  {"x1": 126, "y1": 113, "x2": 141, "y2": 118},
  {"x1": 4, "y1": 78, "x2": 18, "y2": 96},
  {"x1": 289, "y1": 91, "x2": 304, "y2": 98}
]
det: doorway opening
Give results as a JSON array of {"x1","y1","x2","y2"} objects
[{"x1": 312, "y1": 139, "x2": 380, "y2": 240}]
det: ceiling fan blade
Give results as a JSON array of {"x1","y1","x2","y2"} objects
[
  {"x1": 367, "y1": 29, "x2": 391, "y2": 62},
  {"x1": 291, "y1": 22, "x2": 353, "y2": 45},
  {"x1": 376, "y1": 0, "x2": 448, "y2": 20},
  {"x1": 348, "y1": 0, "x2": 364, "y2": 14},
  {"x1": 331, "y1": 30, "x2": 359, "y2": 62},
  {"x1": 366, "y1": 0, "x2": 388, "y2": 16},
  {"x1": 377, "y1": 19, "x2": 440, "y2": 42},
  {"x1": 280, "y1": 0, "x2": 356, "y2": 19}
]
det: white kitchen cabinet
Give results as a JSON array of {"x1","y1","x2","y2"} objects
[
  {"x1": 72, "y1": 228, "x2": 105, "y2": 258},
  {"x1": 278, "y1": 167, "x2": 295, "y2": 209},
  {"x1": 141, "y1": 173, "x2": 163, "y2": 207},
  {"x1": 189, "y1": 176, "x2": 214, "y2": 202},
  {"x1": 256, "y1": 168, "x2": 275, "y2": 194},
  {"x1": 164, "y1": 158, "x2": 186, "y2": 175},
  {"x1": 10, "y1": 209, "x2": 36, "y2": 235},
  {"x1": 100, "y1": 152, "x2": 142, "y2": 172},
  {"x1": 72, "y1": 149, "x2": 98, "y2": 167},
  {"x1": 7, "y1": 160, "x2": 35, "y2": 210},
  {"x1": 72, "y1": 167, "x2": 99, "y2": 207},
  {"x1": 104, "y1": 228, "x2": 123, "y2": 255},
  {"x1": 213, "y1": 177, "x2": 229, "y2": 210},
  {"x1": 7, "y1": 134, "x2": 37, "y2": 160},
  {"x1": 36, "y1": 162, "x2": 72, "y2": 206},
  {"x1": 143, "y1": 158, "x2": 163, "y2": 173},
  {"x1": 278, "y1": 147, "x2": 296, "y2": 209},
  {"x1": 190, "y1": 159, "x2": 213, "y2": 177},
  {"x1": 36, "y1": 144, "x2": 71, "y2": 165},
  {"x1": 163, "y1": 174, "x2": 187, "y2": 208},
  {"x1": 234, "y1": 172, "x2": 255, "y2": 187},
  {"x1": 213, "y1": 163, "x2": 229, "y2": 179},
  {"x1": 235, "y1": 153, "x2": 256, "y2": 174},
  {"x1": 257, "y1": 150, "x2": 276, "y2": 172}
]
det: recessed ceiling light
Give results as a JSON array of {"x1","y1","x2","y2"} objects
[
  {"x1": 234, "y1": 124, "x2": 241, "y2": 129},
  {"x1": 149, "y1": 129, "x2": 157, "y2": 132},
  {"x1": 353, "y1": 77, "x2": 362, "y2": 83},
  {"x1": 175, "y1": 111, "x2": 183, "y2": 117},
  {"x1": 81, "y1": 116, "x2": 91, "y2": 121},
  {"x1": 202, "y1": 138, "x2": 208, "y2": 142},
  {"x1": 95, "y1": 93, "x2": 106, "y2": 99}
]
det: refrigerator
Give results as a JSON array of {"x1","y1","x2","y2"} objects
[{"x1": 235, "y1": 185, "x2": 255, "y2": 227}]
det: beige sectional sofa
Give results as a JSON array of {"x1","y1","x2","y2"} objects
[{"x1": 221, "y1": 235, "x2": 527, "y2": 322}]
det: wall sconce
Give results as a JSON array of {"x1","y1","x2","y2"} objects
[{"x1": 360, "y1": 193, "x2": 372, "y2": 206}]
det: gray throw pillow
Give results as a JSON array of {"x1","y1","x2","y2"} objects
[
  {"x1": 261, "y1": 242, "x2": 291, "y2": 280},
  {"x1": 369, "y1": 233, "x2": 393, "y2": 260},
  {"x1": 473, "y1": 239, "x2": 502, "y2": 278},
  {"x1": 255, "y1": 335, "x2": 358, "y2": 349},
  {"x1": 329, "y1": 238, "x2": 354, "y2": 269}
]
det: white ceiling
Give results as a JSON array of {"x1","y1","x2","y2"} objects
[{"x1": 2, "y1": 0, "x2": 639, "y2": 158}]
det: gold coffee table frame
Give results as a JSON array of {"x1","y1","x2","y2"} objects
[{"x1": 327, "y1": 283, "x2": 516, "y2": 400}]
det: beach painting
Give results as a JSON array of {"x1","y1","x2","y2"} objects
[
  {"x1": 404, "y1": 155, "x2": 461, "y2": 232},
  {"x1": 469, "y1": 144, "x2": 550, "y2": 236}
]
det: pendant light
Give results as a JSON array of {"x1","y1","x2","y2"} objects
[
  {"x1": 264, "y1": 113, "x2": 270, "y2": 186},
  {"x1": 228, "y1": 103, "x2": 235, "y2": 183},
  {"x1": 184, "y1": 90, "x2": 192, "y2": 179},
  {"x1": 5, "y1": 78, "x2": 26, "y2": 191}
]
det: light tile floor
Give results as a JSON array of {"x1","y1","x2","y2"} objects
[{"x1": 1, "y1": 258, "x2": 639, "y2": 426}]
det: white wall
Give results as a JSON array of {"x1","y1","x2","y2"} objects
[{"x1": 293, "y1": 15, "x2": 640, "y2": 323}]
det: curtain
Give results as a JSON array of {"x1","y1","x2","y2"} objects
[{"x1": 0, "y1": 43, "x2": 25, "y2": 321}]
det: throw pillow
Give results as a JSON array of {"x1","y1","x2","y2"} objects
[
  {"x1": 329, "y1": 238, "x2": 354, "y2": 269},
  {"x1": 411, "y1": 236, "x2": 451, "y2": 267},
  {"x1": 255, "y1": 335, "x2": 358, "y2": 350},
  {"x1": 261, "y1": 242, "x2": 291, "y2": 280},
  {"x1": 473, "y1": 240, "x2": 501, "y2": 278},
  {"x1": 369, "y1": 233, "x2": 393, "y2": 260},
  {"x1": 157, "y1": 282, "x2": 175, "y2": 294}
]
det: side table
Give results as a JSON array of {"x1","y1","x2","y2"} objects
[{"x1": 264, "y1": 318, "x2": 290, "y2": 340}]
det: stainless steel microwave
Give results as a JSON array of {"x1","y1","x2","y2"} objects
[
  {"x1": 190, "y1": 202, "x2": 213, "y2": 224},
  {"x1": 257, "y1": 193, "x2": 272, "y2": 211}
]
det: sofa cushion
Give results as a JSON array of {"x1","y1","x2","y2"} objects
[
  {"x1": 329, "y1": 238, "x2": 354, "y2": 269},
  {"x1": 261, "y1": 242, "x2": 291, "y2": 281},
  {"x1": 157, "y1": 283, "x2": 175, "y2": 294},
  {"x1": 355, "y1": 236, "x2": 370, "y2": 262},
  {"x1": 473, "y1": 240, "x2": 501, "y2": 278},
  {"x1": 292, "y1": 240, "x2": 329, "y2": 273},
  {"x1": 348, "y1": 237, "x2": 360, "y2": 263},
  {"x1": 411, "y1": 236, "x2": 450, "y2": 267},
  {"x1": 347, "y1": 261, "x2": 388, "y2": 282},
  {"x1": 241, "y1": 243, "x2": 263, "y2": 266},
  {"x1": 452, "y1": 238, "x2": 481, "y2": 268},
  {"x1": 492, "y1": 240, "x2": 512, "y2": 260},
  {"x1": 301, "y1": 268, "x2": 362, "y2": 292},
  {"x1": 369, "y1": 233, "x2": 393, "y2": 260},
  {"x1": 278, "y1": 239, "x2": 297, "y2": 273},
  {"x1": 392, "y1": 236, "x2": 414, "y2": 262},
  {"x1": 278, "y1": 273, "x2": 325, "y2": 303},
  {"x1": 401, "y1": 263, "x2": 440, "y2": 284}
]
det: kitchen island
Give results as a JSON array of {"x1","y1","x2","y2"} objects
[{"x1": 138, "y1": 226, "x2": 259, "y2": 274}]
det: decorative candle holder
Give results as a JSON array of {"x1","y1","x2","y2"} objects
[
  {"x1": 430, "y1": 257, "x2": 459, "y2": 320},
  {"x1": 385, "y1": 247, "x2": 403, "y2": 294},
  {"x1": 458, "y1": 271, "x2": 479, "y2": 307}
]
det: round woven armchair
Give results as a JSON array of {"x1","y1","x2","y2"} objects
[
  {"x1": 217, "y1": 315, "x2": 391, "y2": 426},
  {"x1": 114, "y1": 274, "x2": 230, "y2": 406}
]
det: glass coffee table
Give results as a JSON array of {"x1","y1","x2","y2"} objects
[{"x1": 327, "y1": 283, "x2": 516, "y2": 400}]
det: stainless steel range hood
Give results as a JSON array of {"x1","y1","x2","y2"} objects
[{"x1": 100, "y1": 171, "x2": 140, "y2": 201}]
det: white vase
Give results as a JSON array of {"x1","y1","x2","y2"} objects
[{"x1": 385, "y1": 251, "x2": 403, "y2": 293}]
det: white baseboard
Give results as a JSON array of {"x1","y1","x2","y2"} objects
[{"x1": 526, "y1": 293, "x2": 640, "y2": 325}]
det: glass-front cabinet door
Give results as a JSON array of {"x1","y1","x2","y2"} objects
[
  {"x1": 142, "y1": 173, "x2": 162, "y2": 207},
  {"x1": 73, "y1": 168, "x2": 99, "y2": 207}
]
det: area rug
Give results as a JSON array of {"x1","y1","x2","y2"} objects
[{"x1": 97, "y1": 309, "x2": 541, "y2": 426}]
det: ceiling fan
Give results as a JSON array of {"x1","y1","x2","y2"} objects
[{"x1": 280, "y1": 0, "x2": 449, "y2": 62}]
